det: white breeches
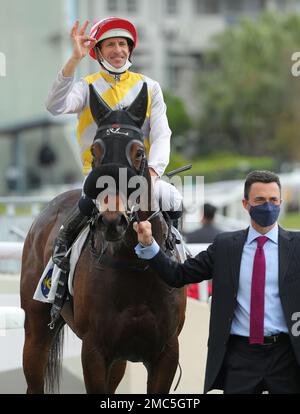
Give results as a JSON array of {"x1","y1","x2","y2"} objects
[{"x1": 153, "y1": 179, "x2": 183, "y2": 212}]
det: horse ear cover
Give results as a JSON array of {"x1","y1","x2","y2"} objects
[
  {"x1": 126, "y1": 82, "x2": 148, "y2": 128},
  {"x1": 89, "y1": 84, "x2": 112, "y2": 126}
]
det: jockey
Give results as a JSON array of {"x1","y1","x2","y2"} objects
[{"x1": 46, "y1": 17, "x2": 183, "y2": 271}]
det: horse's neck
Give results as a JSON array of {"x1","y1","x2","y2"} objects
[{"x1": 108, "y1": 239, "x2": 134, "y2": 258}]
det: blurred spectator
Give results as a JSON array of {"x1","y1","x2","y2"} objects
[
  {"x1": 37, "y1": 143, "x2": 57, "y2": 167},
  {"x1": 185, "y1": 203, "x2": 222, "y2": 243},
  {"x1": 185, "y1": 203, "x2": 222, "y2": 300}
]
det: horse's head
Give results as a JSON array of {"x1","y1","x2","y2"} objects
[{"x1": 84, "y1": 83, "x2": 150, "y2": 242}]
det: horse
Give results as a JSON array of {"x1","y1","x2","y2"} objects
[{"x1": 20, "y1": 82, "x2": 186, "y2": 394}]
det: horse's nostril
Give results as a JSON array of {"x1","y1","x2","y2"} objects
[
  {"x1": 114, "y1": 215, "x2": 122, "y2": 226},
  {"x1": 100, "y1": 215, "x2": 109, "y2": 227},
  {"x1": 97, "y1": 215, "x2": 104, "y2": 227}
]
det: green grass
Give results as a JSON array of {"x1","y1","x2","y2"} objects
[
  {"x1": 279, "y1": 212, "x2": 300, "y2": 230},
  {"x1": 168, "y1": 151, "x2": 276, "y2": 182},
  {"x1": 0, "y1": 205, "x2": 32, "y2": 216}
]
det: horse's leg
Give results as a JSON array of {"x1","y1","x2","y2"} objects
[
  {"x1": 146, "y1": 337, "x2": 179, "y2": 394},
  {"x1": 81, "y1": 337, "x2": 110, "y2": 393},
  {"x1": 22, "y1": 305, "x2": 54, "y2": 394},
  {"x1": 108, "y1": 360, "x2": 127, "y2": 393}
]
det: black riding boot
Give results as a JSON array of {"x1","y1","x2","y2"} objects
[
  {"x1": 52, "y1": 205, "x2": 90, "y2": 272},
  {"x1": 171, "y1": 219, "x2": 179, "y2": 229},
  {"x1": 167, "y1": 210, "x2": 183, "y2": 230}
]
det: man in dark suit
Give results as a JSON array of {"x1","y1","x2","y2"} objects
[
  {"x1": 185, "y1": 203, "x2": 222, "y2": 243},
  {"x1": 133, "y1": 170, "x2": 300, "y2": 394}
]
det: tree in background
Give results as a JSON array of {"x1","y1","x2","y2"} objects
[
  {"x1": 164, "y1": 91, "x2": 193, "y2": 153},
  {"x1": 196, "y1": 12, "x2": 300, "y2": 163}
]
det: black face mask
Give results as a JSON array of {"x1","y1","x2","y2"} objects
[{"x1": 249, "y1": 202, "x2": 280, "y2": 227}]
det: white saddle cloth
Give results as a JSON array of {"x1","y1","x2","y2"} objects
[{"x1": 33, "y1": 226, "x2": 90, "y2": 304}]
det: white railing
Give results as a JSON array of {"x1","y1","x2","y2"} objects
[
  {"x1": 186, "y1": 244, "x2": 210, "y2": 302},
  {"x1": 0, "y1": 307, "x2": 25, "y2": 333},
  {"x1": 0, "y1": 242, "x2": 24, "y2": 260},
  {"x1": 0, "y1": 196, "x2": 51, "y2": 217}
]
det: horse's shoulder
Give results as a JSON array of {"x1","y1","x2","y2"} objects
[{"x1": 48, "y1": 189, "x2": 82, "y2": 208}]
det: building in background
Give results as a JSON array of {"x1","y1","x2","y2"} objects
[
  {"x1": 0, "y1": 0, "x2": 299, "y2": 194},
  {"x1": 0, "y1": 0, "x2": 84, "y2": 195}
]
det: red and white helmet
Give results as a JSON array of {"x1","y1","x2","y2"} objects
[{"x1": 89, "y1": 17, "x2": 137, "y2": 60}]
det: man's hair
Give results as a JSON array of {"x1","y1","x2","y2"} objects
[
  {"x1": 203, "y1": 203, "x2": 217, "y2": 221},
  {"x1": 244, "y1": 170, "x2": 281, "y2": 200}
]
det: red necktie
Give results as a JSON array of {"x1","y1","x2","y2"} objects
[{"x1": 249, "y1": 236, "x2": 268, "y2": 344}]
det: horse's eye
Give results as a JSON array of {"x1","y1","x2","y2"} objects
[{"x1": 91, "y1": 140, "x2": 105, "y2": 164}]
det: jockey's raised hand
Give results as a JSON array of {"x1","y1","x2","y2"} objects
[
  {"x1": 63, "y1": 20, "x2": 97, "y2": 77},
  {"x1": 133, "y1": 221, "x2": 154, "y2": 247},
  {"x1": 71, "y1": 20, "x2": 97, "y2": 60}
]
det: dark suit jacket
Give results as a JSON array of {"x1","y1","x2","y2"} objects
[{"x1": 149, "y1": 226, "x2": 300, "y2": 393}]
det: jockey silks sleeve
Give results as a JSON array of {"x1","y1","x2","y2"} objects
[
  {"x1": 46, "y1": 70, "x2": 88, "y2": 114},
  {"x1": 147, "y1": 82, "x2": 171, "y2": 177},
  {"x1": 46, "y1": 69, "x2": 171, "y2": 177}
]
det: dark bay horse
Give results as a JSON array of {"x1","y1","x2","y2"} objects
[{"x1": 20, "y1": 83, "x2": 186, "y2": 394}]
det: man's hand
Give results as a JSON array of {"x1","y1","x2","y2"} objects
[
  {"x1": 70, "y1": 20, "x2": 97, "y2": 61},
  {"x1": 133, "y1": 221, "x2": 153, "y2": 246},
  {"x1": 62, "y1": 20, "x2": 97, "y2": 77}
]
